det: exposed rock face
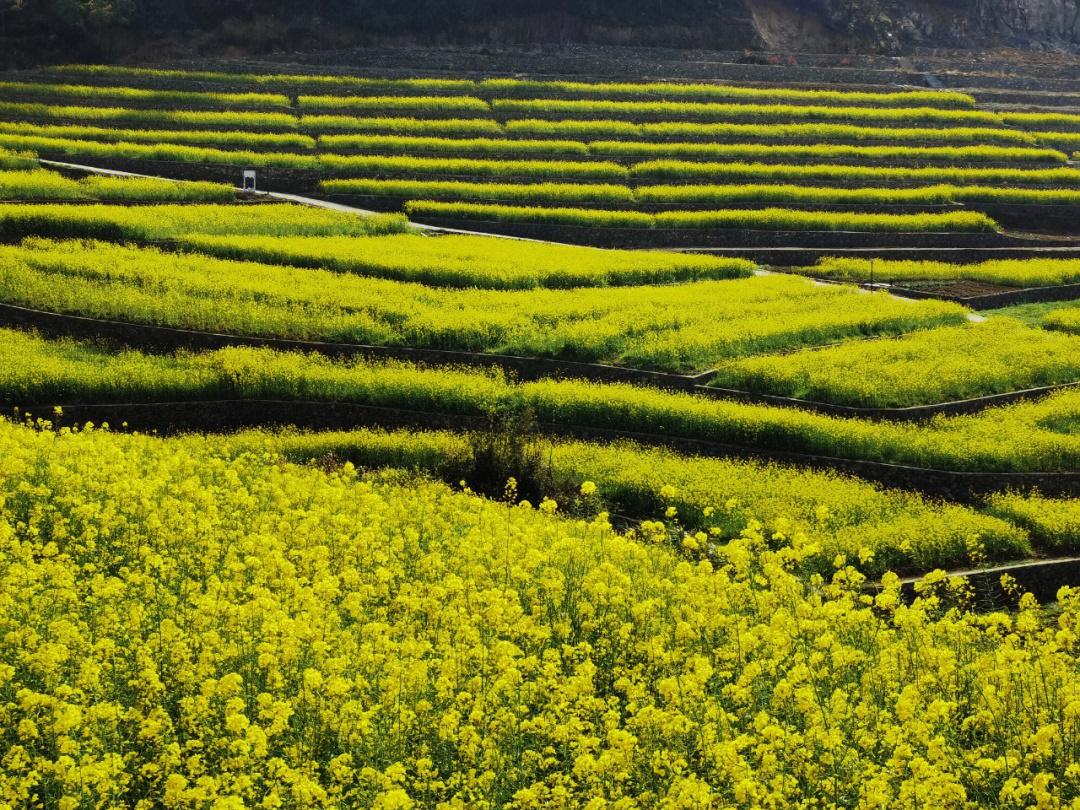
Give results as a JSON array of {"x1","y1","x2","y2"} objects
[
  {"x1": 742, "y1": 0, "x2": 1080, "y2": 52},
  {"x1": 971, "y1": 0, "x2": 1080, "y2": 45}
]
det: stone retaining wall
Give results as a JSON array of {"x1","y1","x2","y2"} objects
[
  {"x1": 883, "y1": 280, "x2": 1080, "y2": 310},
  {"x1": 19, "y1": 398, "x2": 1080, "y2": 502},
  {"x1": 0, "y1": 302, "x2": 701, "y2": 390}
]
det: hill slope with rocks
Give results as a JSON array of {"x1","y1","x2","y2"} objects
[{"x1": 2, "y1": 0, "x2": 1078, "y2": 67}]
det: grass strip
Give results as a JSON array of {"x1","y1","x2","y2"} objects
[
  {"x1": 176, "y1": 232, "x2": 739, "y2": 289},
  {"x1": 709, "y1": 320, "x2": 1080, "y2": 408},
  {"x1": 591, "y1": 140, "x2": 1065, "y2": 164},
  {"x1": 508, "y1": 118, "x2": 1033, "y2": 144},
  {"x1": 47, "y1": 64, "x2": 477, "y2": 94},
  {"x1": 0, "y1": 134, "x2": 626, "y2": 179},
  {"x1": 0, "y1": 169, "x2": 235, "y2": 201},
  {"x1": 406, "y1": 200, "x2": 655, "y2": 228},
  {"x1": 0, "y1": 133, "x2": 322, "y2": 169},
  {"x1": 0, "y1": 120, "x2": 315, "y2": 150},
  {"x1": 45, "y1": 65, "x2": 976, "y2": 108},
  {"x1": 0, "y1": 204, "x2": 407, "y2": 240},
  {"x1": 630, "y1": 159, "x2": 1080, "y2": 186},
  {"x1": 0, "y1": 100, "x2": 298, "y2": 130},
  {"x1": 404, "y1": 200, "x2": 999, "y2": 233},
  {"x1": 506, "y1": 119, "x2": 644, "y2": 138},
  {"x1": 318, "y1": 153, "x2": 628, "y2": 180},
  {"x1": 317, "y1": 133, "x2": 588, "y2": 155},
  {"x1": 639, "y1": 120, "x2": 1034, "y2": 145},
  {"x1": 1043, "y1": 307, "x2": 1080, "y2": 334},
  {"x1": 689, "y1": 184, "x2": 1080, "y2": 207},
  {"x1": 807, "y1": 256, "x2": 1080, "y2": 287},
  {"x1": 0, "y1": 81, "x2": 288, "y2": 108},
  {"x1": 491, "y1": 98, "x2": 1001, "y2": 126},
  {"x1": 986, "y1": 491, "x2": 1080, "y2": 549},
  {"x1": 297, "y1": 95, "x2": 490, "y2": 113},
  {"x1": 319, "y1": 178, "x2": 635, "y2": 204},
  {"x1": 478, "y1": 78, "x2": 976, "y2": 108},
  {"x1": 0, "y1": 148, "x2": 37, "y2": 169},
  {"x1": 1002, "y1": 111, "x2": 1080, "y2": 131},
  {"x1": 301, "y1": 115, "x2": 503, "y2": 135}
]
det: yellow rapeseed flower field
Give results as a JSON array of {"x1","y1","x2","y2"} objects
[
  {"x1": 6, "y1": 60, "x2": 1080, "y2": 809},
  {"x1": 1, "y1": 418, "x2": 1079, "y2": 808}
]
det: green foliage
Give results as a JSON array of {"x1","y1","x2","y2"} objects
[
  {"x1": 591, "y1": 140, "x2": 1064, "y2": 164},
  {"x1": 405, "y1": 200, "x2": 655, "y2": 228},
  {"x1": 297, "y1": 95, "x2": 489, "y2": 113},
  {"x1": 653, "y1": 209, "x2": 996, "y2": 233},
  {"x1": 319, "y1": 178, "x2": 635, "y2": 204},
  {"x1": 478, "y1": 79, "x2": 976, "y2": 108},
  {"x1": 0, "y1": 204, "x2": 408, "y2": 240},
  {"x1": 1003, "y1": 112, "x2": 1080, "y2": 131},
  {"x1": 0, "y1": 239, "x2": 963, "y2": 372},
  {"x1": 710, "y1": 320, "x2": 1080, "y2": 407},
  {"x1": 404, "y1": 200, "x2": 999, "y2": 233},
  {"x1": 638, "y1": 121, "x2": 1033, "y2": 145},
  {"x1": 46, "y1": 66, "x2": 975, "y2": 109},
  {"x1": 1043, "y1": 307, "x2": 1080, "y2": 335},
  {"x1": 636, "y1": 183, "x2": 1080, "y2": 205},
  {"x1": 631, "y1": 159, "x2": 1080, "y2": 186},
  {"x1": 5, "y1": 326, "x2": 1080, "y2": 473},
  {"x1": 301, "y1": 116, "x2": 503, "y2": 135},
  {"x1": 0, "y1": 169, "x2": 235, "y2": 201},
  {"x1": 506, "y1": 119, "x2": 643, "y2": 138},
  {"x1": 48, "y1": 65, "x2": 475, "y2": 94},
  {"x1": 177, "y1": 232, "x2": 747, "y2": 290},
  {"x1": 492, "y1": 98, "x2": 1000, "y2": 125},
  {"x1": 0, "y1": 100, "x2": 299, "y2": 130},
  {"x1": 319, "y1": 154, "x2": 628, "y2": 179},
  {"x1": 0, "y1": 81, "x2": 288, "y2": 108},
  {"x1": 0, "y1": 134, "x2": 626, "y2": 178},
  {"x1": 1032, "y1": 132, "x2": 1080, "y2": 150},
  {"x1": 807, "y1": 256, "x2": 1080, "y2": 287},
  {"x1": 509, "y1": 118, "x2": 1033, "y2": 144},
  {"x1": 0, "y1": 120, "x2": 315, "y2": 150},
  {"x1": 0, "y1": 134, "x2": 322, "y2": 169},
  {"x1": 317, "y1": 133, "x2": 588, "y2": 155},
  {"x1": 0, "y1": 149, "x2": 38, "y2": 170}
]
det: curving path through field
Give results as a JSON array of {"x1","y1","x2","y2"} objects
[{"x1": 38, "y1": 158, "x2": 582, "y2": 246}]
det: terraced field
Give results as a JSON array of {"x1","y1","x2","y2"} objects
[
  {"x1": 6, "y1": 52, "x2": 1080, "y2": 809},
  {"x1": 1, "y1": 63, "x2": 1079, "y2": 250}
]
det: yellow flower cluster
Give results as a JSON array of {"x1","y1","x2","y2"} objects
[
  {"x1": 2, "y1": 418, "x2": 1080, "y2": 808},
  {"x1": 185, "y1": 426, "x2": 1033, "y2": 576}
]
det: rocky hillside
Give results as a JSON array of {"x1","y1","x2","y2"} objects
[
  {"x1": 2, "y1": 0, "x2": 1078, "y2": 67},
  {"x1": 743, "y1": 0, "x2": 1080, "y2": 53}
]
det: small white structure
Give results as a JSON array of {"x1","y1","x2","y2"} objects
[{"x1": 242, "y1": 169, "x2": 257, "y2": 191}]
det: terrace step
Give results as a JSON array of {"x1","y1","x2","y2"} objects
[
  {"x1": 25, "y1": 398, "x2": 1080, "y2": 503},
  {"x1": 682, "y1": 245, "x2": 1080, "y2": 265}
]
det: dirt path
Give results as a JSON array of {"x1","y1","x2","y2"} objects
[{"x1": 39, "y1": 158, "x2": 579, "y2": 246}]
